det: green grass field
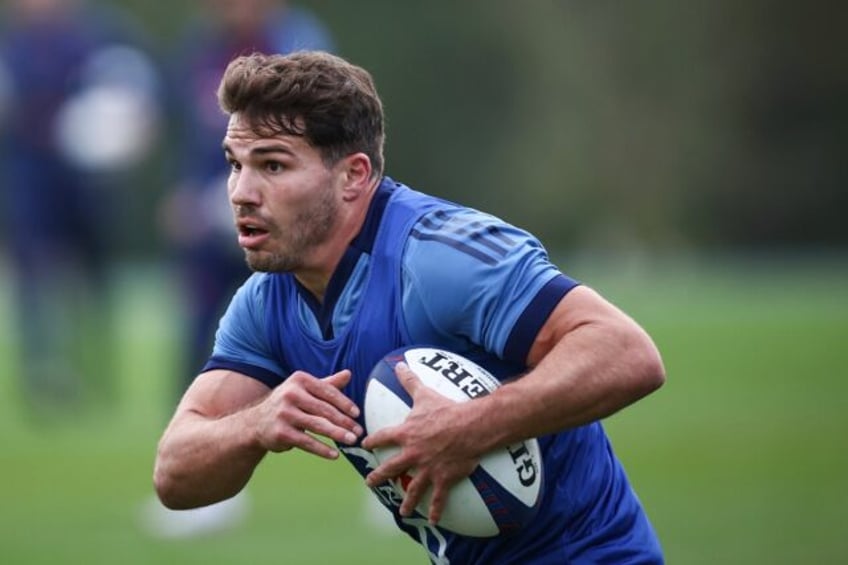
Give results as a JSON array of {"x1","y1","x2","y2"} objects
[{"x1": 1, "y1": 255, "x2": 846, "y2": 564}]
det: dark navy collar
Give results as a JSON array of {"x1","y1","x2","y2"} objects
[
  {"x1": 297, "y1": 176, "x2": 398, "y2": 340},
  {"x1": 350, "y1": 176, "x2": 397, "y2": 253}
]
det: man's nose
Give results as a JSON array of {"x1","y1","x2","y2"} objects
[{"x1": 229, "y1": 170, "x2": 261, "y2": 207}]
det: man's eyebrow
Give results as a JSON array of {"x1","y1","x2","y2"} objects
[
  {"x1": 252, "y1": 145, "x2": 295, "y2": 157},
  {"x1": 221, "y1": 141, "x2": 295, "y2": 157}
]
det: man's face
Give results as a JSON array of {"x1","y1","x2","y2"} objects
[{"x1": 222, "y1": 113, "x2": 340, "y2": 273}]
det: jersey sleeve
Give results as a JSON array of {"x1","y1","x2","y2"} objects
[
  {"x1": 401, "y1": 208, "x2": 579, "y2": 365},
  {"x1": 201, "y1": 273, "x2": 287, "y2": 387}
]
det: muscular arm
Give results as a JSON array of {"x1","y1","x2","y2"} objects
[
  {"x1": 470, "y1": 284, "x2": 665, "y2": 449},
  {"x1": 154, "y1": 368, "x2": 362, "y2": 509},
  {"x1": 363, "y1": 285, "x2": 665, "y2": 520}
]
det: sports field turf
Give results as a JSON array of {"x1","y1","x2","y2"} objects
[{"x1": 1, "y1": 255, "x2": 845, "y2": 564}]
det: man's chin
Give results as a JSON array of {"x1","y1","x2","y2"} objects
[
  {"x1": 244, "y1": 250, "x2": 292, "y2": 273},
  {"x1": 243, "y1": 251, "x2": 267, "y2": 272}
]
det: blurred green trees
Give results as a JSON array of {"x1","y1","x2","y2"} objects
[{"x1": 117, "y1": 0, "x2": 848, "y2": 256}]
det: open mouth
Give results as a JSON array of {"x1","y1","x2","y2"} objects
[
  {"x1": 239, "y1": 224, "x2": 266, "y2": 237},
  {"x1": 237, "y1": 223, "x2": 270, "y2": 248}
]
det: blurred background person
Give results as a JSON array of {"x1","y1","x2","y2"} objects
[
  {"x1": 160, "y1": 0, "x2": 335, "y2": 420},
  {"x1": 145, "y1": 0, "x2": 335, "y2": 538},
  {"x1": 0, "y1": 0, "x2": 160, "y2": 420}
]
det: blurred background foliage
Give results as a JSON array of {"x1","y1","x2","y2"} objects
[{"x1": 111, "y1": 0, "x2": 846, "y2": 257}]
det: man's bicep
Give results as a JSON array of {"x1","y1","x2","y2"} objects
[
  {"x1": 526, "y1": 285, "x2": 629, "y2": 367},
  {"x1": 177, "y1": 369, "x2": 271, "y2": 419}
]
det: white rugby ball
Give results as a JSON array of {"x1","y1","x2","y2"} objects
[{"x1": 363, "y1": 346, "x2": 543, "y2": 537}]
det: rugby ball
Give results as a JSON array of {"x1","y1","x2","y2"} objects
[{"x1": 363, "y1": 346, "x2": 543, "y2": 537}]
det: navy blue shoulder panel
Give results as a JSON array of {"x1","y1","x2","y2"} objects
[
  {"x1": 503, "y1": 274, "x2": 580, "y2": 364},
  {"x1": 202, "y1": 356, "x2": 282, "y2": 388}
]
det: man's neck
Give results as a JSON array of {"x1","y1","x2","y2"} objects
[{"x1": 294, "y1": 177, "x2": 382, "y2": 303}]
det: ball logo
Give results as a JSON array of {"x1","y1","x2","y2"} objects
[
  {"x1": 506, "y1": 442, "x2": 538, "y2": 487},
  {"x1": 417, "y1": 350, "x2": 492, "y2": 399}
]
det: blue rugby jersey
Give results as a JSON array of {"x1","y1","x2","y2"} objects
[{"x1": 204, "y1": 178, "x2": 663, "y2": 564}]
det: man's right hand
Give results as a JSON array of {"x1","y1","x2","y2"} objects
[{"x1": 250, "y1": 369, "x2": 363, "y2": 459}]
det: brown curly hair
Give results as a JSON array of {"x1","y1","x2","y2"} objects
[{"x1": 218, "y1": 51, "x2": 385, "y2": 177}]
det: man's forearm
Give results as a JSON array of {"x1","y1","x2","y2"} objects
[
  {"x1": 153, "y1": 409, "x2": 267, "y2": 509},
  {"x1": 464, "y1": 316, "x2": 665, "y2": 455}
]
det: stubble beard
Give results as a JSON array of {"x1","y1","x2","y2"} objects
[{"x1": 243, "y1": 186, "x2": 338, "y2": 273}]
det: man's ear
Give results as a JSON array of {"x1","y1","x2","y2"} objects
[{"x1": 340, "y1": 153, "x2": 373, "y2": 202}]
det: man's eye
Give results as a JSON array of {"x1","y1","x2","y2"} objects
[
  {"x1": 228, "y1": 159, "x2": 241, "y2": 172},
  {"x1": 266, "y1": 161, "x2": 284, "y2": 173}
]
